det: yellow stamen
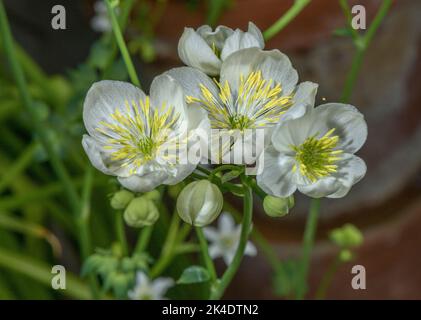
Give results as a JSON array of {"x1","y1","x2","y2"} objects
[{"x1": 291, "y1": 129, "x2": 343, "y2": 183}]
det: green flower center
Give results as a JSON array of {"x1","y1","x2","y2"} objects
[
  {"x1": 291, "y1": 128, "x2": 343, "y2": 183},
  {"x1": 137, "y1": 136, "x2": 156, "y2": 160},
  {"x1": 228, "y1": 114, "x2": 254, "y2": 131}
]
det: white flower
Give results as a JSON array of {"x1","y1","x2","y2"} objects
[
  {"x1": 178, "y1": 22, "x2": 264, "y2": 76},
  {"x1": 128, "y1": 272, "x2": 173, "y2": 300},
  {"x1": 82, "y1": 76, "x2": 209, "y2": 192},
  {"x1": 91, "y1": 1, "x2": 112, "y2": 33},
  {"x1": 203, "y1": 212, "x2": 257, "y2": 265},
  {"x1": 257, "y1": 103, "x2": 368, "y2": 198},
  {"x1": 166, "y1": 47, "x2": 318, "y2": 164}
]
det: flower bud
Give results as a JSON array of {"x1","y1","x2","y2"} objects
[
  {"x1": 338, "y1": 249, "x2": 353, "y2": 262},
  {"x1": 110, "y1": 190, "x2": 134, "y2": 210},
  {"x1": 143, "y1": 189, "x2": 161, "y2": 202},
  {"x1": 329, "y1": 224, "x2": 363, "y2": 248},
  {"x1": 124, "y1": 197, "x2": 159, "y2": 227},
  {"x1": 263, "y1": 195, "x2": 294, "y2": 217},
  {"x1": 176, "y1": 180, "x2": 223, "y2": 227}
]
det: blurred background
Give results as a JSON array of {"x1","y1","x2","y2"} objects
[{"x1": 0, "y1": 0, "x2": 420, "y2": 299}]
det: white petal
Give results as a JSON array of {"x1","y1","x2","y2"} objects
[
  {"x1": 247, "y1": 22, "x2": 264, "y2": 48},
  {"x1": 208, "y1": 244, "x2": 223, "y2": 259},
  {"x1": 196, "y1": 25, "x2": 234, "y2": 49},
  {"x1": 203, "y1": 227, "x2": 220, "y2": 242},
  {"x1": 82, "y1": 135, "x2": 113, "y2": 175},
  {"x1": 297, "y1": 176, "x2": 341, "y2": 198},
  {"x1": 220, "y1": 48, "x2": 298, "y2": 96},
  {"x1": 177, "y1": 28, "x2": 221, "y2": 76},
  {"x1": 271, "y1": 111, "x2": 314, "y2": 154},
  {"x1": 218, "y1": 212, "x2": 235, "y2": 234},
  {"x1": 256, "y1": 146, "x2": 297, "y2": 197},
  {"x1": 151, "y1": 278, "x2": 174, "y2": 299},
  {"x1": 223, "y1": 251, "x2": 236, "y2": 266},
  {"x1": 163, "y1": 164, "x2": 197, "y2": 185},
  {"x1": 164, "y1": 67, "x2": 219, "y2": 103},
  {"x1": 83, "y1": 80, "x2": 146, "y2": 139},
  {"x1": 150, "y1": 74, "x2": 187, "y2": 127},
  {"x1": 91, "y1": 16, "x2": 111, "y2": 33},
  {"x1": 135, "y1": 271, "x2": 149, "y2": 286},
  {"x1": 293, "y1": 81, "x2": 318, "y2": 108},
  {"x1": 298, "y1": 154, "x2": 367, "y2": 198},
  {"x1": 327, "y1": 155, "x2": 367, "y2": 198},
  {"x1": 220, "y1": 30, "x2": 262, "y2": 61},
  {"x1": 313, "y1": 103, "x2": 368, "y2": 153},
  {"x1": 245, "y1": 241, "x2": 257, "y2": 257},
  {"x1": 118, "y1": 171, "x2": 168, "y2": 192}
]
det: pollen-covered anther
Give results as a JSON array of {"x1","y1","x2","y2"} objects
[
  {"x1": 95, "y1": 97, "x2": 180, "y2": 172},
  {"x1": 291, "y1": 128, "x2": 343, "y2": 183},
  {"x1": 187, "y1": 70, "x2": 294, "y2": 131}
]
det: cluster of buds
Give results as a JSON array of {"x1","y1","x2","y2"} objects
[{"x1": 111, "y1": 189, "x2": 160, "y2": 228}]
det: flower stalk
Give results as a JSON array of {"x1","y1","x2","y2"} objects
[
  {"x1": 195, "y1": 227, "x2": 218, "y2": 282},
  {"x1": 296, "y1": 197, "x2": 320, "y2": 299},
  {"x1": 263, "y1": 0, "x2": 311, "y2": 41},
  {"x1": 104, "y1": 0, "x2": 141, "y2": 87},
  {"x1": 211, "y1": 175, "x2": 253, "y2": 299}
]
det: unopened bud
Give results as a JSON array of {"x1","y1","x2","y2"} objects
[
  {"x1": 263, "y1": 195, "x2": 294, "y2": 217},
  {"x1": 143, "y1": 189, "x2": 160, "y2": 202},
  {"x1": 124, "y1": 197, "x2": 159, "y2": 227},
  {"x1": 329, "y1": 224, "x2": 363, "y2": 248},
  {"x1": 111, "y1": 190, "x2": 134, "y2": 210},
  {"x1": 176, "y1": 180, "x2": 223, "y2": 227}
]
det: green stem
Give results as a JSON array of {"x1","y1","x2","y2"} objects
[
  {"x1": 263, "y1": 0, "x2": 311, "y2": 41},
  {"x1": 315, "y1": 255, "x2": 341, "y2": 299},
  {"x1": 195, "y1": 227, "x2": 217, "y2": 282},
  {"x1": 224, "y1": 201, "x2": 281, "y2": 271},
  {"x1": 105, "y1": 0, "x2": 141, "y2": 87},
  {"x1": 340, "y1": 0, "x2": 393, "y2": 103},
  {"x1": 134, "y1": 226, "x2": 154, "y2": 254},
  {"x1": 209, "y1": 164, "x2": 241, "y2": 180},
  {"x1": 340, "y1": 48, "x2": 365, "y2": 103},
  {"x1": 115, "y1": 211, "x2": 128, "y2": 256},
  {"x1": 150, "y1": 212, "x2": 180, "y2": 278},
  {"x1": 363, "y1": 0, "x2": 393, "y2": 48},
  {"x1": 249, "y1": 178, "x2": 267, "y2": 200},
  {"x1": 338, "y1": 0, "x2": 361, "y2": 42},
  {"x1": 211, "y1": 176, "x2": 253, "y2": 299},
  {"x1": 0, "y1": 0, "x2": 80, "y2": 213},
  {"x1": 296, "y1": 198, "x2": 320, "y2": 299},
  {"x1": 196, "y1": 165, "x2": 212, "y2": 176}
]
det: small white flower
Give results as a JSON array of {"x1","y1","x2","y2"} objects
[
  {"x1": 82, "y1": 76, "x2": 209, "y2": 192},
  {"x1": 166, "y1": 47, "x2": 318, "y2": 164},
  {"x1": 128, "y1": 272, "x2": 173, "y2": 300},
  {"x1": 178, "y1": 22, "x2": 264, "y2": 76},
  {"x1": 257, "y1": 103, "x2": 368, "y2": 198},
  {"x1": 91, "y1": 1, "x2": 112, "y2": 33},
  {"x1": 203, "y1": 212, "x2": 257, "y2": 265}
]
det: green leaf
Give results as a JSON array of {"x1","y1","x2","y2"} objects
[
  {"x1": 332, "y1": 27, "x2": 353, "y2": 37},
  {"x1": 177, "y1": 266, "x2": 210, "y2": 284}
]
